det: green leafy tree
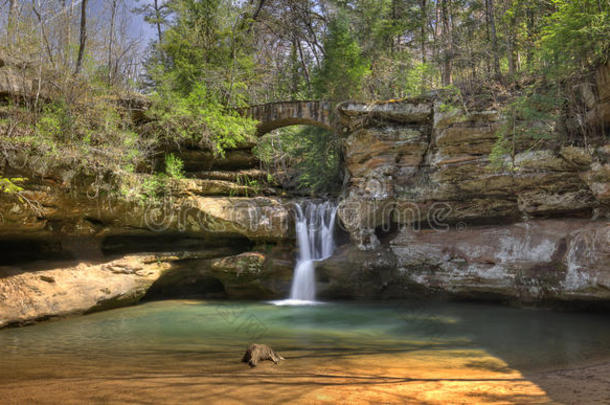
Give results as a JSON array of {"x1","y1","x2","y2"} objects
[
  {"x1": 540, "y1": 0, "x2": 610, "y2": 77},
  {"x1": 144, "y1": 0, "x2": 258, "y2": 155},
  {"x1": 254, "y1": 125, "x2": 342, "y2": 195},
  {"x1": 313, "y1": 12, "x2": 370, "y2": 100}
]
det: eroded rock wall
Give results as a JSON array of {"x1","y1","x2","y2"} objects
[
  {"x1": 324, "y1": 88, "x2": 609, "y2": 304},
  {"x1": 318, "y1": 219, "x2": 609, "y2": 303},
  {"x1": 0, "y1": 148, "x2": 295, "y2": 326}
]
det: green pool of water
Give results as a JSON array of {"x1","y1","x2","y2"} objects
[{"x1": 1, "y1": 300, "x2": 608, "y2": 377}]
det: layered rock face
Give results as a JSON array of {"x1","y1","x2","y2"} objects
[
  {"x1": 318, "y1": 219, "x2": 609, "y2": 302},
  {"x1": 324, "y1": 80, "x2": 609, "y2": 303},
  {"x1": 0, "y1": 140, "x2": 296, "y2": 326},
  {"x1": 336, "y1": 100, "x2": 608, "y2": 250},
  {"x1": 2, "y1": 63, "x2": 610, "y2": 327}
]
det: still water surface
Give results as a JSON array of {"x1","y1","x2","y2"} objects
[
  {"x1": 1, "y1": 300, "x2": 608, "y2": 368},
  {"x1": 0, "y1": 300, "x2": 608, "y2": 403}
]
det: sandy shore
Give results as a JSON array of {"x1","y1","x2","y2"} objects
[
  {"x1": 1, "y1": 348, "x2": 608, "y2": 404},
  {"x1": 527, "y1": 360, "x2": 610, "y2": 405}
]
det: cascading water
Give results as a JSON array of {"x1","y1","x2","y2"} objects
[{"x1": 273, "y1": 201, "x2": 337, "y2": 305}]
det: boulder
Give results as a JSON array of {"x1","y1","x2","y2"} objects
[
  {"x1": 0, "y1": 254, "x2": 170, "y2": 327},
  {"x1": 241, "y1": 344, "x2": 284, "y2": 367},
  {"x1": 0, "y1": 67, "x2": 32, "y2": 97},
  {"x1": 208, "y1": 250, "x2": 294, "y2": 299}
]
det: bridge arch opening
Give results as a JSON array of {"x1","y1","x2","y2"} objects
[
  {"x1": 244, "y1": 101, "x2": 334, "y2": 137},
  {"x1": 256, "y1": 118, "x2": 334, "y2": 137},
  {"x1": 253, "y1": 124, "x2": 343, "y2": 196}
]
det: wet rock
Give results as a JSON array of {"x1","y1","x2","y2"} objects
[
  {"x1": 208, "y1": 250, "x2": 294, "y2": 299},
  {"x1": 318, "y1": 219, "x2": 609, "y2": 303},
  {"x1": 317, "y1": 246, "x2": 399, "y2": 298}
]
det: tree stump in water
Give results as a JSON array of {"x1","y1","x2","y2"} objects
[{"x1": 241, "y1": 344, "x2": 284, "y2": 367}]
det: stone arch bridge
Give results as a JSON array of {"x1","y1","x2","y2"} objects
[
  {"x1": 242, "y1": 100, "x2": 335, "y2": 136},
  {"x1": 242, "y1": 99, "x2": 435, "y2": 136}
]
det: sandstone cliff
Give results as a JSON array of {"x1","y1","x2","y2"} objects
[
  {"x1": 319, "y1": 65, "x2": 609, "y2": 304},
  {"x1": 1, "y1": 63, "x2": 609, "y2": 327}
]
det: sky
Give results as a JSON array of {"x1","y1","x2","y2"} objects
[{"x1": 89, "y1": 0, "x2": 157, "y2": 43}]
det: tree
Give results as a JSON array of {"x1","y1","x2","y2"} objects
[
  {"x1": 142, "y1": 0, "x2": 258, "y2": 154},
  {"x1": 313, "y1": 11, "x2": 369, "y2": 100},
  {"x1": 540, "y1": 0, "x2": 610, "y2": 77},
  {"x1": 7, "y1": 0, "x2": 18, "y2": 44},
  {"x1": 485, "y1": 0, "x2": 501, "y2": 79},
  {"x1": 420, "y1": 0, "x2": 427, "y2": 64},
  {"x1": 107, "y1": 0, "x2": 118, "y2": 83},
  {"x1": 75, "y1": 0, "x2": 88, "y2": 74},
  {"x1": 134, "y1": 0, "x2": 169, "y2": 45},
  {"x1": 440, "y1": 0, "x2": 453, "y2": 86}
]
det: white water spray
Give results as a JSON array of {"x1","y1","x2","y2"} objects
[{"x1": 273, "y1": 201, "x2": 337, "y2": 306}]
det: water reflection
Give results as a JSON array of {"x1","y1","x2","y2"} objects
[
  {"x1": 1, "y1": 300, "x2": 608, "y2": 369},
  {"x1": 1, "y1": 300, "x2": 608, "y2": 403}
]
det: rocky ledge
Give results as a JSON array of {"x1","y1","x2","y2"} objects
[
  {"x1": 0, "y1": 247, "x2": 294, "y2": 327},
  {"x1": 2, "y1": 63, "x2": 610, "y2": 327},
  {"x1": 326, "y1": 63, "x2": 609, "y2": 305},
  {"x1": 0, "y1": 143, "x2": 296, "y2": 327},
  {"x1": 317, "y1": 219, "x2": 609, "y2": 303}
]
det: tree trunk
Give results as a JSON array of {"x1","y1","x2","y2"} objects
[
  {"x1": 526, "y1": 5, "x2": 534, "y2": 69},
  {"x1": 31, "y1": 1, "x2": 55, "y2": 66},
  {"x1": 75, "y1": 0, "x2": 88, "y2": 75},
  {"x1": 296, "y1": 40, "x2": 311, "y2": 92},
  {"x1": 486, "y1": 0, "x2": 501, "y2": 80},
  {"x1": 431, "y1": 0, "x2": 440, "y2": 71},
  {"x1": 441, "y1": 0, "x2": 452, "y2": 86},
  {"x1": 420, "y1": 0, "x2": 427, "y2": 64},
  {"x1": 64, "y1": 0, "x2": 75, "y2": 67},
  {"x1": 154, "y1": 0, "x2": 163, "y2": 43},
  {"x1": 7, "y1": 0, "x2": 18, "y2": 44},
  {"x1": 108, "y1": 0, "x2": 118, "y2": 84},
  {"x1": 507, "y1": 3, "x2": 517, "y2": 78},
  {"x1": 245, "y1": 0, "x2": 266, "y2": 33}
]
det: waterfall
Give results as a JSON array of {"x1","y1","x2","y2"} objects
[{"x1": 274, "y1": 201, "x2": 337, "y2": 305}]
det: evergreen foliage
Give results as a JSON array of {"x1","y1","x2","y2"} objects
[
  {"x1": 144, "y1": 0, "x2": 258, "y2": 156},
  {"x1": 313, "y1": 12, "x2": 370, "y2": 100},
  {"x1": 540, "y1": 0, "x2": 610, "y2": 77},
  {"x1": 1, "y1": 0, "x2": 609, "y2": 197}
]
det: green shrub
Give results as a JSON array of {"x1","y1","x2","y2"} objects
[
  {"x1": 146, "y1": 82, "x2": 257, "y2": 157},
  {"x1": 0, "y1": 177, "x2": 25, "y2": 194},
  {"x1": 165, "y1": 153, "x2": 185, "y2": 179}
]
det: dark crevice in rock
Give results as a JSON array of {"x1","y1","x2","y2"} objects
[
  {"x1": 143, "y1": 269, "x2": 227, "y2": 300},
  {"x1": 374, "y1": 221, "x2": 401, "y2": 244},
  {"x1": 101, "y1": 234, "x2": 252, "y2": 257},
  {"x1": 0, "y1": 237, "x2": 74, "y2": 267}
]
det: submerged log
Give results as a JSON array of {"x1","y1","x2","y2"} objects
[{"x1": 241, "y1": 344, "x2": 285, "y2": 367}]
